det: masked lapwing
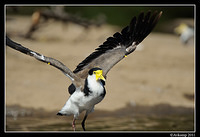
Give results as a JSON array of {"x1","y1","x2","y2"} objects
[
  {"x1": 174, "y1": 23, "x2": 194, "y2": 45},
  {"x1": 6, "y1": 10, "x2": 162, "y2": 131}
]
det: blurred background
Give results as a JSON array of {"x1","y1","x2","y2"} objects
[
  {"x1": 6, "y1": 6, "x2": 194, "y2": 32},
  {"x1": 5, "y1": 5, "x2": 195, "y2": 131}
]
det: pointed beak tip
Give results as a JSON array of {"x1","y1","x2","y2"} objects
[{"x1": 100, "y1": 75, "x2": 106, "y2": 81}]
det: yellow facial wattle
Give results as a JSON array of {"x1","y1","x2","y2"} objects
[{"x1": 94, "y1": 70, "x2": 106, "y2": 81}]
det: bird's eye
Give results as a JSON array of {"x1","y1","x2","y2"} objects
[{"x1": 93, "y1": 72, "x2": 96, "y2": 74}]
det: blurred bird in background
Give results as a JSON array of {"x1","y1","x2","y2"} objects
[{"x1": 174, "y1": 23, "x2": 194, "y2": 45}]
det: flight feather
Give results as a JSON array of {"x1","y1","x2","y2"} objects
[{"x1": 73, "y1": 11, "x2": 162, "y2": 78}]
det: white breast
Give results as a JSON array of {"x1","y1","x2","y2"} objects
[
  {"x1": 58, "y1": 75, "x2": 105, "y2": 117},
  {"x1": 87, "y1": 74, "x2": 104, "y2": 96}
]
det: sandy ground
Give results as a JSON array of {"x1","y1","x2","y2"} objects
[{"x1": 5, "y1": 16, "x2": 194, "y2": 112}]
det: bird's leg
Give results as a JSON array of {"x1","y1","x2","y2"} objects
[
  {"x1": 81, "y1": 112, "x2": 88, "y2": 131},
  {"x1": 72, "y1": 117, "x2": 76, "y2": 131}
]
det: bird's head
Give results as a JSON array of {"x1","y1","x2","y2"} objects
[
  {"x1": 174, "y1": 23, "x2": 188, "y2": 35},
  {"x1": 88, "y1": 68, "x2": 106, "y2": 82}
]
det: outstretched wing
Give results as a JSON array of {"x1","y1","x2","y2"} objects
[
  {"x1": 73, "y1": 11, "x2": 162, "y2": 79},
  {"x1": 6, "y1": 36, "x2": 82, "y2": 87}
]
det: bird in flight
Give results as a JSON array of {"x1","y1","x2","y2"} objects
[{"x1": 6, "y1": 10, "x2": 162, "y2": 131}]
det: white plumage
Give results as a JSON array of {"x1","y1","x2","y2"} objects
[
  {"x1": 58, "y1": 70, "x2": 105, "y2": 128},
  {"x1": 174, "y1": 23, "x2": 194, "y2": 45}
]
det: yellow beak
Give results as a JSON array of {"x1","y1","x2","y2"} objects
[{"x1": 94, "y1": 70, "x2": 106, "y2": 81}]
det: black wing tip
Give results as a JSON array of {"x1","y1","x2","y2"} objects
[
  {"x1": 73, "y1": 11, "x2": 162, "y2": 73},
  {"x1": 6, "y1": 36, "x2": 31, "y2": 55},
  {"x1": 128, "y1": 10, "x2": 162, "y2": 44}
]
